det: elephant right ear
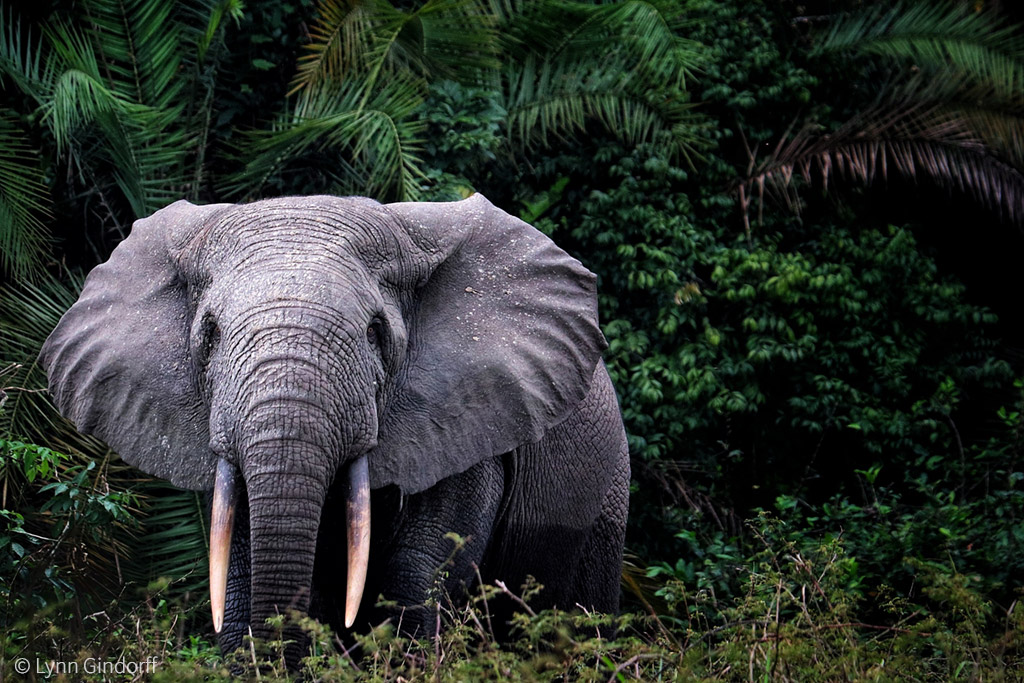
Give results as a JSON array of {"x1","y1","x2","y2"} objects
[{"x1": 40, "y1": 200, "x2": 230, "y2": 491}]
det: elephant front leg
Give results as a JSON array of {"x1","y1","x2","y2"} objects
[{"x1": 373, "y1": 456, "x2": 505, "y2": 638}]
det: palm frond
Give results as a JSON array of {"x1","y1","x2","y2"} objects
[
  {"x1": 41, "y1": 57, "x2": 138, "y2": 155},
  {"x1": 503, "y1": 55, "x2": 703, "y2": 161},
  {"x1": 395, "y1": 0, "x2": 499, "y2": 81},
  {"x1": 127, "y1": 480, "x2": 208, "y2": 596},
  {"x1": 0, "y1": 11, "x2": 49, "y2": 102},
  {"x1": 43, "y1": 19, "x2": 190, "y2": 217},
  {"x1": 83, "y1": 0, "x2": 185, "y2": 109},
  {"x1": 756, "y1": 1, "x2": 1024, "y2": 229},
  {"x1": 498, "y1": 0, "x2": 705, "y2": 160},
  {"x1": 816, "y1": 1, "x2": 1024, "y2": 104},
  {"x1": 291, "y1": 0, "x2": 498, "y2": 96},
  {"x1": 745, "y1": 104, "x2": 1024, "y2": 226},
  {"x1": 0, "y1": 111, "x2": 52, "y2": 282},
  {"x1": 502, "y1": 0, "x2": 703, "y2": 90},
  {"x1": 292, "y1": 0, "x2": 384, "y2": 94},
  {"x1": 0, "y1": 277, "x2": 82, "y2": 446},
  {"x1": 959, "y1": 106, "x2": 1024, "y2": 169},
  {"x1": 224, "y1": 75, "x2": 427, "y2": 202}
]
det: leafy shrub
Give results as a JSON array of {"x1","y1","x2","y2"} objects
[
  {"x1": 31, "y1": 545, "x2": 1012, "y2": 682},
  {"x1": 417, "y1": 80, "x2": 508, "y2": 201},
  {"x1": 0, "y1": 437, "x2": 138, "y2": 663}
]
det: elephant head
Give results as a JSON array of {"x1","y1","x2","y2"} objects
[{"x1": 40, "y1": 194, "x2": 606, "y2": 641}]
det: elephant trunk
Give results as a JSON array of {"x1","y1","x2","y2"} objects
[{"x1": 243, "y1": 442, "x2": 328, "y2": 649}]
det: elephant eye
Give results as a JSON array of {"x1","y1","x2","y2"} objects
[
  {"x1": 367, "y1": 320, "x2": 384, "y2": 352},
  {"x1": 196, "y1": 312, "x2": 220, "y2": 372}
]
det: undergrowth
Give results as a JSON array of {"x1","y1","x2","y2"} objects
[{"x1": 4, "y1": 521, "x2": 1021, "y2": 682}]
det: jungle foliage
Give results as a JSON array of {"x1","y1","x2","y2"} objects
[{"x1": 2, "y1": 0, "x2": 1024, "y2": 679}]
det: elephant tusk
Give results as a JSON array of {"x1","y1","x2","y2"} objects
[
  {"x1": 345, "y1": 454, "x2": 371, "y2": 628},
  {"x1": 210, "y1": 458, "x2": 238, "y2": 634}
]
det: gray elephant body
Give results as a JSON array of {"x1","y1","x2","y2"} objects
[{"x1": 40, "y1": 194, "x2": 629, "y2": 656}]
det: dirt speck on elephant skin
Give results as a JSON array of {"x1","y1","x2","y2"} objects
[{"x1": 40, "y1": 193, "x2": 630, "y2": 665}]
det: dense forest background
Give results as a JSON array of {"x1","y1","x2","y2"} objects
[{"x1": 2, "y1": 0, "x2": 1024, "y2": 679}]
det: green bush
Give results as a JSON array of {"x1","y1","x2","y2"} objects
[
  {"x1": 29, "y1": 545, "x2": 1013, "y2": 681},
  {"x1": 0, "y1": 438, "x2": 138, "y2": 660}
]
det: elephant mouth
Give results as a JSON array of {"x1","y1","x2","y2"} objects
[{"x1": 208, "y1": 455, "x2": 372, "y2": 633}]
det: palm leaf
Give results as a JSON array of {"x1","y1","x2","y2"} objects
[
  {"x1": 504, "y1": 55, "x2": 700, "y2": 156},
  {"x1": 498, "y1": 0, "x2": 706, "y2": 161},
  {"x1": 959, "y1": 106, "x2": 1024, "y2": 169},
  {"x1": 745, "y1": 103, "x2": 1024, "y2": 226},
  {"x1": 292, "y1": 0, "x2": 391, "y2": 94},
  {"x1": 0, "y1": 111, "x2": 52, "y2": 282},
  {"x1": 499, "y1": 0, "x2": 703, "y2": 90},
  {"x1": 0, "y1": 11, "x2": 48, "y2": 101},
  {"x1": 83, "y1": 0, "x2": 185, "y2": 109},
  {"x1": 749, "y1": 1, "x2": 1024, "y2": 228},
  {"x1": 126, "y1": 480, "x2": 208, "y2": 597},
  {"x1": 290, "y1": 0, "x2": 498, "y2": 96},
  {"x1": 816, "y1": 1, "x2": 1024, "y2": 103},
  {"x1": 880, "y1": 70, "x2": 1024, "y2": 170},
  {"x1": 0, "y1": 276, "x2": 83, "y2": 447},
  {"x1": 399, "y1": 0, "x2": 499, "y2": 80},
  {"x1": 4, "y1": 3, "x2": 214, "y2": 224},
  {"x1": 57, "y1": 0, "x2": 194, "y2": 211},
  {"x1": 224, "y1": 75, "x2": 427, "y2": 201}
]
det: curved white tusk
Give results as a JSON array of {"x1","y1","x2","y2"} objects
[
  {"x1": 210, "y1": 458, "x2": 238, "y2": 633},
  {"x1": 344, "y1": 455, "x2": 371, "y2": 628}
]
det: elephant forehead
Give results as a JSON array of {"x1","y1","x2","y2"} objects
[
  {"x1": 214, "y1": 269, "x2": 385, "y2": 323},
  {"x1": 191, "y1": 196, "x2": 410, "y2": 272}
]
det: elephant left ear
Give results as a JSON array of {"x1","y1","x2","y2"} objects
[{"x1": 375, "y1": 194, "x2": 607, "y2": 494}]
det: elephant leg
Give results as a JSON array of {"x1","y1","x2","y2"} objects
[
  {"x1": 484, "y1": 363, "x2": 629, "y2": 617},
  {"x1": 568, "y1": 447, "x2": 630, "y2": 615},
  {"x1": 372, "y1": 456, "x2": 505, "y2": 638}
]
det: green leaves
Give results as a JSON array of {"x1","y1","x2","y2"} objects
[
  {"x1": 0, "y1": 112, "x2": 51, "y2": 281},
  {"x1": 499, "y1": 0, "x2": 706, "y2": 160},
  {"x1": 556, "y1": 139, "x2": 1014, "y2": 529},
  {"x1": 0, "y1": 439, "x2": 137, "y2": 624},
  {"x1": 251, "y1": 0, "x2": 707, "y2": 201},
  {"x1": 816, "y1": 1, "x2": 1024, "y2": 103},
  {"x1": 747, "y1": 1, "x2": 1024, "y2": 227},
  {"x1": 222, "y1": 74, "x2": 429, "y2": 201},
  {"x1": 291, "y1": 0, "x2": 498, "y2": 96},
  {"x1": 0, "y1": 439, "x2": 67, "y2": 487},
  {"x1": 0, "y1": 0, "x2": 256, "y2": 247}
]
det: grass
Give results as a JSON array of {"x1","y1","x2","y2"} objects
[{"x1": 4, "y1": 523, "x2": 1022, "y2": 682}]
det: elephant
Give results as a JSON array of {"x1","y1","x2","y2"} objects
[{"x1": 39, "y1": 194, "x2": 630, "y2": 661}]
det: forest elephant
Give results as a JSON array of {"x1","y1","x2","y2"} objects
[{"x1": 40, "y1": 194, "x2": 630, "y2": 660}]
